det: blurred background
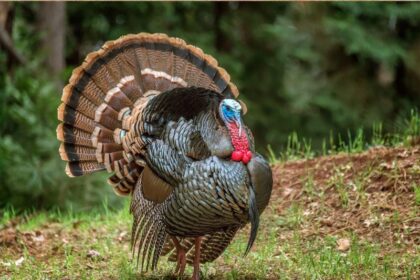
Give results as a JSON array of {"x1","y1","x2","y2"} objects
[{"x1": 0, "y1": 2, "x2": 419, "y2": 211}]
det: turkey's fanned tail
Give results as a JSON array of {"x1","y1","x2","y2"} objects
[{"x1": 57, "y1": 33, "x2": 240, "y2": 196}]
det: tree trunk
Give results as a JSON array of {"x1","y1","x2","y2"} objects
[
  {"x1": 0, "y1": 2, "x2": 26, "y2": 71},
  {"x1": 214, "y1": 2, "x2": 231, "y2": 52},
  {"x1": 0, "y1": 2, "x2": 10, "y2": 28},
  {"x1": 37, "y1": 2, "x2": 66, "y2": 89}
]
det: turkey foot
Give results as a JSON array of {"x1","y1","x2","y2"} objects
[
  {"x1": 171, "y1": 236, "x2": 186, "y2": 277},
  {"x1": 191, "y1": 237, "x2": 202, "y2": 280}
]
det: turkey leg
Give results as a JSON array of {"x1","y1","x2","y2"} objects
[
  {"x1": 191, "y1": 237, "x2": 202, "y2": 280},
  {"x1": 171, "y1": 236, "x2": 186, "y2": 276}
]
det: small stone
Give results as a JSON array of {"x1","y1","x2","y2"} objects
[{"x1": 87, "y1": 249, "x2": 101, "y2": 259}]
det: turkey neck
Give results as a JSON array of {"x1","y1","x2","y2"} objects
[
  {"x1": 226, "y1": 121, "x2": 252, "y2": 164},
  {"x1": 226, "y1": 122, "x2": 248, "y2": 151}
]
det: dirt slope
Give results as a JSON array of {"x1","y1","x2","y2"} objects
[{"x1": 271, "y1": 145, "x2": 419, "y2": 252}]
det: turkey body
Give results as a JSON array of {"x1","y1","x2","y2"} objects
[
  {"x1": 163, "y1": 156, "x2": 250, "y2": 237},
  {"x1": 57, "y1": 33, "x2": 272, "y2": 278},
  {"x1": 139, "y1": 89, "x2": 252, "y2": 236}
]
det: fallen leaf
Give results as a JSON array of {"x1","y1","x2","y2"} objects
[
  {"x1": 87, "y1": 249, "x2": 101, "y2": 259},
  {"x1": 117, "y1": 231, "x2": 128, "y2": 242},
  {"x1": 337, "y1": 238, "x2": 350, "y2": 252},
  {"x1": 15, "y1": 257, "x2": 24, "y2": 266},
  {"x1": 33, "y1": 235, "x2": 45, "y2": 243}
]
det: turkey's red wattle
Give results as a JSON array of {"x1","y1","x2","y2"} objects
[
  {"x1": 227, "y1": 122, "x2": 252, "y2": 164},
  {"x1": 231, "y1": 150, "x2": 244, "y2": 161}
]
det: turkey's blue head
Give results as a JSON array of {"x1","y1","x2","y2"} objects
[
  {"x1": 219, "y1": 99, "x2": 252, "y2": 164},
  {"x1": 220, "y1": 99, "x2": 242, "y2": 127}
]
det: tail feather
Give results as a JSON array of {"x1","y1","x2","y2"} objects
[
  {"x1": 59, "y1": 144, "x2": 97, "y2": 162},
  {"x1": 104, "y1": 87, "x2": 133, "y2": 111},
  {"x1": 118, "y1": 76, "x2": 142, "y2": 103},
  {"x1": 65, "y1": 161, "x2": 105, "y2": 177},
  {"x1": 94, "y1": 104, "x2": 121, "y2": 130},
  {"x1": 57, "y1": 104, "x2": 96, "y2": 133},
  {"x1": 61, "y1": 90, "x2": 97, "y2": 119},
  {"x1": 57, "y1": 124, "x2": 93, "y2": 147},
  {"x1": 92, "y1": 127, "x2": 114, "y2": 146}
]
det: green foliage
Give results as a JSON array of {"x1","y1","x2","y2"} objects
[
  {"x1": 0, "y1": 59, "x2": 121, "y2": 210},
  {"x1": 0, "y1": 10, "x2": 122, "y2": 210},
  {"x1": 272, "y1": 109, "x2": 419, "y2": 162}
]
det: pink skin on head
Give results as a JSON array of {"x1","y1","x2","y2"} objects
[{"x1": 227, "y1": 122, "x2": 252, "y2": 164}]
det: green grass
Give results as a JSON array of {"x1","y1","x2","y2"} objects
[
  {"x1": 268, "y1": 109, "x2": 420, "y2": 163},
  {"x1": 414, "y1": 184, "x2": 420, "y2": 206},
  {"x1": 1, "y1": 202, "x2": 418, "y2": 280}
]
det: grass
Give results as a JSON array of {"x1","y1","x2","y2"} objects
[
  {"x1": 415, "y1": 184, "x2": 420, "y2": 206},
  {"x1": 1, "y1": 203, "x2": 418, "y2": 280},
  {"x1": 268, "y1": 109, "x2": 420, "y2": 163}
]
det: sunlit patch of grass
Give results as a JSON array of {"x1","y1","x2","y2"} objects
[
  {"x1": 17, "y1": 212, "x2": 49, "y2": 231},
  {"x1": 327, "y1": 165, "x2": 353, "y2": 208},
  {"x1": 1, "y1": 204, "x2": 418, "y2": 279},
  {"x1": 303, "y1": 171, "x2": 317, "y2": 198},
  {"x1": 414, "y1": 184, "x2": 420, "y2": 206},
  {"x1": 268, "y1": 109, "x2": 420, "y2": 163},
  {"x1": 0, "y1": 207, "x2": 16, "y2": 227}
]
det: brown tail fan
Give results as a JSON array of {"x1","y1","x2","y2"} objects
[{"x1": 57, "y1": 33, "x2": 241, "y2": 195}]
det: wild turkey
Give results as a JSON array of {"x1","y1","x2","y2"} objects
[{"x1": 57, "y1": 33, "x2": 272, "y2": 279}]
